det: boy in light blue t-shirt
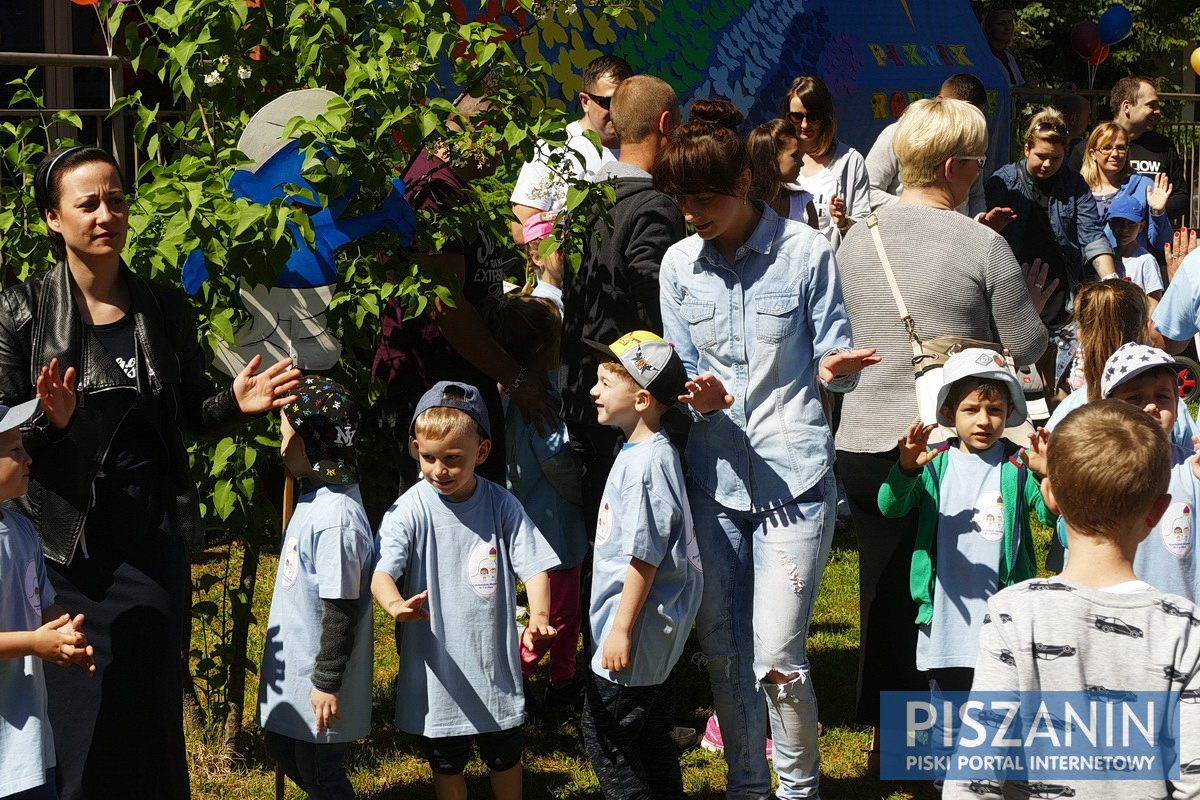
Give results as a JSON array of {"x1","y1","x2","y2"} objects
[
  {"x1": 372, "y1": 381, "x2": 560, "y2": 800},
  {"x1": 879, "y1": 349, "x2": 1052, "y2": 692},
  {"x1": 582, "y1": 331, "x2": 702, "y2": 798},
  {"x1": 1098, "y1": 343, "x2": 1200, "y2": 600},
  {"x1": 0, "y1": 399, "x2": 94, "y2": 800},
  {"x1": 257, "y1": 377, "x2": 374, "y2": 800}
]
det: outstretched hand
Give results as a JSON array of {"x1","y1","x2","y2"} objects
[
  {"x1": 1021, "y1": 259, "x2": 1060, "y2": 314},
  {"x1": 232, "y1": 354, "x2": 302, "y2": 415},
  {"x1": 1147, "y1": 173, "x2": 1173, "y2": 216},
  {"x1": 897, "y1": 423, "x2": 937, "y2": 474},
  {"x1": 36, "y1": 358, "x2": 77, "y2": 430},
  {"x1": 521, "y1": 621, "x2": 557, "y2": 652},
  {"x1": 819, "y1": 348, "x2": 880, "y2": 384},
  {"x1": 1166, "y1": 227, "x2": 1198, "y2": 283},
  {"x1": 387, "y1": 591, "x2": 431, "y2": 623},
  {"x1": 1020, "y1": 427, "x2": 1050, "y2": 477},
  {"x1": 979, "y1": 206, "x2": 1017, "y2": 232},
  {"x1": 678, "y1": 374, "x2": 734, "y2": 414}
]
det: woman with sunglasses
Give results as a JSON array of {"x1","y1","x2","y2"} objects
[
  {"x1": 0, "y1": 147, "x2": 301, "y2": 798},
  {"x1": 655, "y1": 104, "x2": 878, "y2": 800},
  {"x1": 1080, "y1": 121, "x2": 1174, "y2": 253},
  {"x1": 781, "y1": 76, "x2": 870, "y2": 248}
]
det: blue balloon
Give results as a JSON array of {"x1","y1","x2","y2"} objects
[{"x1": 1098, "y1": 6, "x2": 1132, "y2": 46}]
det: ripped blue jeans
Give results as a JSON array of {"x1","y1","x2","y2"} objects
[{"x1": 691, "y1": 474, "x2": 835, "y2": 800}]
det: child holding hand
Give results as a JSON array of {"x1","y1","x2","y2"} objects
[{"x1": 0, "y1": 399, "x2": 94, "y2": 800}]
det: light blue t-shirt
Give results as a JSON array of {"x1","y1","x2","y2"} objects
[
  {"x1": 503, "y1": 397, "x2": 588, "y2": 569},
  {"x1": 1154, "y1": 249, "x2": 1200, "y2": 343},
  {"x1": 375, "y1": 478, "x2": 560, "y2": 737},
  {"x1": 589, "y1": 432, "x2": 703, "y2": 687},
  {"x1": 0, "y1": 511, "x2": 56, "y2": 797},
  {"x1": 1135, "y1": 442, "x2": 1200, "y2": 601},
  {"x1": 917, "y1": 445, "x2": 1005, "y2": 671},
  {"x1": 257, "y1": 484, "x2": 374, "y2": 744},
  {"x1": 1047, "y1": 383, "x2": 1200, "y2": 448}
]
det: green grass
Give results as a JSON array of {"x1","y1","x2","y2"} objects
[{"x1": 189, "y1": 518, "x2": 1055, "y2": 799}]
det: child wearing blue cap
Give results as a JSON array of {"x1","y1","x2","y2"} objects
[
  {"x1": 878, "y1": 349, "x2": 1054, "y2": 691},
  {"x1": 1108, "y1": 194, "x2": 1164, "y2": 308},
  {"x1": 372, "y1": 381, "x2": 560, "y2": 800}
]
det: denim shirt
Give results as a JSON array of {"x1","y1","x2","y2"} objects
[
  {"x1": 659, "y1": 204, "x2": 857, "y2": 512},
  {"x1": 985, "y1": 161, "x2": 1114, "y2": 285}
]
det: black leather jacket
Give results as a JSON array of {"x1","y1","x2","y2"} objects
[{"x1": 0, "y1": 262, "x2": 246, "y2": 564}]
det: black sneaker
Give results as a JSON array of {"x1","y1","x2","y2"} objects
[
  {"x1": 671, "y1": 725, "x2": 700, "y2": 752},
  {"x1": 544, "y1": 679, "x2": 584, "y2": 710},
  {"x1": 523, "y1": 679, "x2": 543, "y2": 725}
]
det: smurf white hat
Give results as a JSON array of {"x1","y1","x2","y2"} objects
[
  {"x1": 935, "y1": 348, "x2": 1027, "y2": 427},
  {"x1": 0, "y1": 398, "x2": 40, "y2": 433}
]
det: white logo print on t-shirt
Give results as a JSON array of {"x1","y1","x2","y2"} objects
[
  {"x1": 974, "y1": 493, "x2": 1005, "y2": 542},
  {"x1": 24, "y1": 559, "x2": 41, "y2": 614},
  {"x1": 1162, "y1": 502, "x2": 1193, "y2": 558},
  {"x1": 281, "y1": 538, "x2": 300, "y2": 588},
  {"x1": 116, "y1": 356, "x2": 137, "y2": 379},
  {"x1": 467, "y1": 540, "x2": 499, "y2": 598}
]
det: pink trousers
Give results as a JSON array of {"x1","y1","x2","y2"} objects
[{"x1": 520, "y1": 564, "x2": 582, "y2": 684}]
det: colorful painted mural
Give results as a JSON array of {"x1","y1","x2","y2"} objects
[{"x1": 456, "y1": 0, "x2": 1012, "y2": 165}]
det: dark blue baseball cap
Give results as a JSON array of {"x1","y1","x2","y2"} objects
[{"x1": 410, "y1": 381, "x2": 491, "y2": 440}]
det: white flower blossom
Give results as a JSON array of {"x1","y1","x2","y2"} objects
[
  {"x1": 204, "y1": 70, "x2": 223, "y2": 86},
  {"x1": 219, "y1": 55, "x2": 230, "y2": 66},
  {"x1": 237, "y1": 65, "x2": 252, "y2": 79}
]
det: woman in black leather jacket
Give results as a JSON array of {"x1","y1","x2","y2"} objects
[{"x1": 0, "y1": 146, "x2": 300, "y2": 799}]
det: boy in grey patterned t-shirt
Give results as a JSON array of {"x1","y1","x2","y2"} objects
[{"x1": 945, "y1": 400, "x2": 1200, "y2": 800}]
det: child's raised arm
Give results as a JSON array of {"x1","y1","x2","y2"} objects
[{"x1": 599, "y1": 559, "x2": 657, "y2": 673}]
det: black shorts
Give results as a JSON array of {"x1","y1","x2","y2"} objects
[{"x1": 416, "y1": 727, "x2": 525, "y2": 775}]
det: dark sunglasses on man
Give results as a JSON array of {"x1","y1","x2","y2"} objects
[{"x1": 583, "y1": 92, "x2": 614, "y2": 110}]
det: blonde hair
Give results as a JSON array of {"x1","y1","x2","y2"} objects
[
  {"x1": 1080, "y1": 122, "x2": 1130, "y2": 189},
  {"x1": 1074, "y1": 280, "x2": 1149, "y2": 402},
  {"x1": 1023, "y1": 107, "x2": 1068, "y2": 150},
  {"x1": 1048, "y1": 400, "x2": 1169, "y2": 540},
  {"x1": 413, "y1": 406, "x2": 484, "y2": 442},
  {"x1": 611, "y1": 75, "x2": 680, "y2": 144},
  {"x1": 893, "y1": 97, "x2": 987, "y2": 188}
]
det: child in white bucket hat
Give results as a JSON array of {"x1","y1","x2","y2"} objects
[{"x1": 878, "y1": 348, "x2": 1054, "y2": 691}]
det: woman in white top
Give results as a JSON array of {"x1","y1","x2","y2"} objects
[
  {"x1": 747, "y1": 118, "x2": 819, "y2": 229},
  {"x1": 783, "y1": 75, "x2": 871, "y2": 248}
]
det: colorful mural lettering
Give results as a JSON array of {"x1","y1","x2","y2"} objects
[{"x1": 453, "y1": 0, "x2": 1012, "y2": 164}]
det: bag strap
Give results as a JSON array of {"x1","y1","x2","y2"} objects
[{"x1": 865, "y1": 213, "x2": 923, "y2": 360}]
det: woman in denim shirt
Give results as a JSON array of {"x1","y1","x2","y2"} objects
[
  {"x1": 985, "y1": 108, "x2": 1117, "y2": 305},
  {"x1": 654, "y1": 100, "x2": 877, "y2": 800}
]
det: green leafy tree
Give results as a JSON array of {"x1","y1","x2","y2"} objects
[{"x1": 0, "y1": 0, "x2": 653, "y2": 752}]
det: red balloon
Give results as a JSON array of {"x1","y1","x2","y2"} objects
[
  {"x1": 1084, "y1": 43, "x2": 1110, "y2": 65},
  {"x1": 1069, "y1": 21, "x2": 1102, "y2": 57},
  {"x1": 69, "y1": 0, "x2": 99, "y2": 5}
]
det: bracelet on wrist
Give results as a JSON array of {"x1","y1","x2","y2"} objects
[{"x1": 504, "y1": 367, "x2": 527, "y2": 396}]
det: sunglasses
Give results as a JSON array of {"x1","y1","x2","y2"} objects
[
  {"x1": 583, "y1": 92, "x2": 614, "y2": 110},
  {"x1": 787, "y1": 111, "x2": 824, "y2": 126},
  {"x1": 956, "y1": 155, "x2": 988, "y2": 169},
  {"x1": 1034, "y1": 122, "x2": 1070, "y2": 137}
]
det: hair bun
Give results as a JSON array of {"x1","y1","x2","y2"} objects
[{"x1": 689, "y1": 98, "x2": 744, "y2": 131}]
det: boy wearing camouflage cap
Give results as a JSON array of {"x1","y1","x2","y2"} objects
[{"x1": 257, "y1": 376, "x2": 374, "y2": 799}]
